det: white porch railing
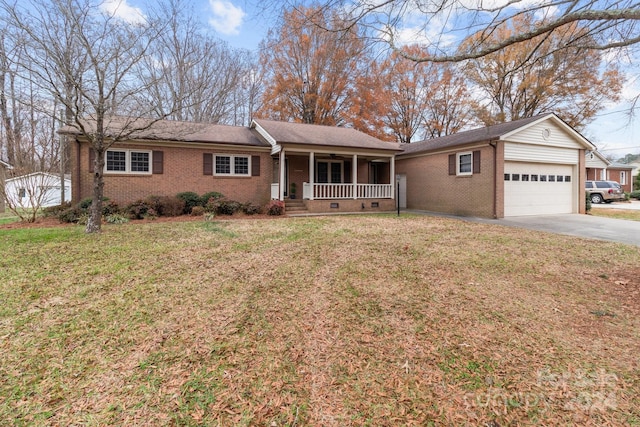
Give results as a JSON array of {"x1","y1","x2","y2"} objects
[{"x1": 302, "y1": 183, "x2": 393, "y2": 199}]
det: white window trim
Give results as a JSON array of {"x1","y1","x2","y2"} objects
[
  {"x1": 105, "y1": 149, "x2": 152, "y2": 175},
  {"x1": 620, "y1": 171, "x2": 627, "y2": 185},
  {"x1": 214, "y1": 154, "x2": 251, "y2": 177},
  {"x1": 456, "y1": 151, "x2": 473, "y2": 176}
]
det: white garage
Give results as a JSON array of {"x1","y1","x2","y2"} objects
[
  {"x1": 504, "y1": 161, "x2": 576, "y2": 216},
  {"x1": 395, "y1": 113, "x2": 595, "y2": 219},
  {"x1": 501, "y1": 117, "x2": 587, "y2": 217}
]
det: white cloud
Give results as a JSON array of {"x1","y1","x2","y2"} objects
[
  {"x1": 100, "y1": 0, "x2": 146, "y2": 24},
  {"x1": 208, "y1": 0, "x2": 246, "y2": 36}
]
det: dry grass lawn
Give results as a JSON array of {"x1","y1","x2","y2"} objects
[{"x1": 1, "y1": 214, "x2": 639, "y2": 426}]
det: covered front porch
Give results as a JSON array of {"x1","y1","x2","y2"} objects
[
  {"x1": 250, "y1": 119, "x2": 403, "y2": 213},
  {"x1": 270, "y1": 150, "x2": 397, "y2": 213}
]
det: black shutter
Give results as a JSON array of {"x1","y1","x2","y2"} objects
[
  {"x1": 152, "y1": 151, "x2": 164, "y2": 174},
  {"x1": 448, "y1": 154, "x2": 456, "y2": 175},
  {"x1": 203, "y1": 153, "x2": 213, "y2": 175},
  {"x1": 251, "y1": 155, "x2": 260, "y2": 176},
  {"x1": 473, "y1": 150, "x2": 481, "y2": 174}
]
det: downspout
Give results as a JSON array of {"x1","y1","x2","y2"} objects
[
  {"x1": 489, "y1": 141, "x2": 498, "y2": 219},
  {"x1": 75, "y1": 137, "x2": 81, "y2": 204}
]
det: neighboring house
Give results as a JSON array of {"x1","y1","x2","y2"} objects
[
  {"x1": 0, "y1": 159, "x2": 13, "y2": 213},
  {"x1": 395, "y1": 113, "x2": 594, "y2": 218},
  {"x1": 4, "y1": 172, "x2": 72, "y2": 209},
  {"x1": 585, "y1": 150, "x2": 610, "y2": 181},
  {"x1": 607, "y1": 163, "x2": 636, "y2": 193},
  {"x1": 61, "y1": 118, "x2": 403, "y2": 214}
]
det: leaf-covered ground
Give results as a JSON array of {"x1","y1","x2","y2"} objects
[{"x1": 1, "y1": 215, "x2": 639, "y2": 426}]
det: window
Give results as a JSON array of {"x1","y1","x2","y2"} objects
[
  {"x1": 457, "y1": 152, "x2": 472, "y2": 175},
  {"x1": 512, "y1": 174, "x2": 520, "y2": 181},
  {"x1": 548, "y1": 175, "x2": 556, "y2": 182},
  {"x1": 531, "y1": 174, "x2": 538, "y2": 182},
  {"x1": 214, "y1": 155, "x2": 250, "y2": 176},
  {"x1": 522, "y1": 174, "x2": 529, "y2": 182},
  {"x1": 620, "y1": 171, "x2": 627, "y2": 185},
  {"x1": 565, "y1": 176, "x2": 571, "y2": 182},
  {"x1": 557, "y1": 175, "x2": 564, "y2": 182},
  {"x1": 504, "y1": 173, "x2": 510, "y2": 181},
  {"x1": 540, "y1": 175, "x2": 547, "y2": 182},
  {"x1": 105, "y1": 149, "x2": 151, "y2": 174}
]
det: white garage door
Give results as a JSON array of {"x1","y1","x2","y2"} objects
[{"x1": 504, "y1": 162, "x2": 575, "y2": 216}]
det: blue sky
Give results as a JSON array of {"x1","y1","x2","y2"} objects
[{"x1": 110, "y1": 0, "x2": 640, "y2": 159}]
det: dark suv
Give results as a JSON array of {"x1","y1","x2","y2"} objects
[{"x1": 585, "y1": 180, "x2": 625, "y2": 204}]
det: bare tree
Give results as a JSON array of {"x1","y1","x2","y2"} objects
[
  {"x1": 292, "y1": 0, "x2": 640, "y2": 63},
  {"x1": 143, "y1": 0, "x2": 254, "y2": 124},
  {"x1": 1, "y1": 0, "x2": 176, "y2": 232}
]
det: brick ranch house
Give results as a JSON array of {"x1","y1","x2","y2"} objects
[
  {"x1": 62, "y1": 113, "x2": 596, "y2": 218},
  {"x1": 62, "y1": 118, "x2": 402, "y2": 214}
]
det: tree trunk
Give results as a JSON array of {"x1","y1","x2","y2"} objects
[{"x1": 85, "y1": 146, "x2": 105, "y2": 233}]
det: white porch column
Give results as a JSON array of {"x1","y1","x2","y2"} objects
[
  {"x1": 390, "y1": 155, "x2": 396, "y2": 200},
  {"x1": 352, "y1": 154, "x2": 358, "y2": 199},
  {"x1": 279, "y1": 148, "x2": 286, "y2": 201},
  {"x1": 309, "y1": 151, "x2": 315, "y2": 200}
]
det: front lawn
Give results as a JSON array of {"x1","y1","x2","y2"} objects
[
  {"x1": 1, "y1": 215, "x2": 639, "y2": 426},
  {"x1": 590, "y1": 207, "x2": 640, "y2": 222}
]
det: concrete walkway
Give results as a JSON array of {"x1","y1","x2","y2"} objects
[{"x1": 406, "y1": 210, "x2": 640, "y2": 247}]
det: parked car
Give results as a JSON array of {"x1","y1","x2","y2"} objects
[{"x1": 585, "y1": 180, "x2": 625, "y2": 204}]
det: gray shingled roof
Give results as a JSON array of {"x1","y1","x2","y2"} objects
[
  {"x1": 253, "y1": 119, "x2": 403, "y2": 152},
  {"x1": 399, "y1": 114, "x2": 554, "y2": 156},
  {"x1": 59, "y1": 117, "x2": 268, "y2": 147}
]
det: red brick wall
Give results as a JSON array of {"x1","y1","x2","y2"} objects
[
  {"x1": 395, "y1": 144, "x2": 498, "y2": 218},
  {"x1": 73, "y1": 141, "x2": 273, "y2": 206}
]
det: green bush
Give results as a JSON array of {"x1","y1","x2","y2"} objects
[
  {"x1": 176, "y1": 192, "x2": 201, "y2": 214},
  {"x1": 42, "y1": 202, "x2": 72, "y2": 218},
  {"x1": 585, "y1": 191, "x2": 591, "y2": 212},
  {"x1": 58, "y1": 206, "x2": 85, "y2": 223},
  {"x1": 242, "y1": 202, "x2": 263, "y2": 215},
  {"x1": 105, "y1": 214, "x2": 129, "y2": 224},
  {"x1": 630, "y1": 190, "x2": 640, "y2": 200},
  {"x1": 211, "y1": 199, "x2": 242, "y2": 215},
  {"x1": 266, "y1": 200, "x2": 285, "y2": 216}
]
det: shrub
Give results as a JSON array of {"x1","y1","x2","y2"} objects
[
  {"x1": 105, "y1": 214, "x2": 129, "y2": 224},
  {"x1": 213, "y1": 199, "x2": 242, "y2": 215},
  {"x1": 630, "y1": 190, "x2": 640, "y2": 200},
  {"x1": 125, "y1": 199, "x2": 152, "y2": 220},
  {"x1": 176, "y1": 191, "x2": 201, "y2": 214},
  {"x1": 200, "y1": 191, "x2": 224, "y2": 206},
  {"x1": 147, "y1": 195, "x2": 184, "y2": 217},
  {"x1": 42, "y1": 202, "x2": 72, "y2": 218},
  {"x1": 58, "y1": 206, "x2": 85, "y2": 223},
  {"x1": 102, "y1": 200, "x2": 121, "y2": 216},
  {"x1": 191, "y1": 206, "x2": 205, "y2": 216},
  {"x1": 242, "y1": 202, "x2": 263, "y2": 215},
  {"x1": 266, "y1": 200, "x2": 285, "y2": 216}
]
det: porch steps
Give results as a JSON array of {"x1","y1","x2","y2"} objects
[{"x1": 285, "y1": 198, "x2": 308, "y2": 214}]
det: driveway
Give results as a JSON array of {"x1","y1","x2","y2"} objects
[
  {"x1": 495, "y1": 214, "x2": 640, "y2": 247},
  {"x1": 406, "y1": 210, "x2": 640, "y2": 247}
]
